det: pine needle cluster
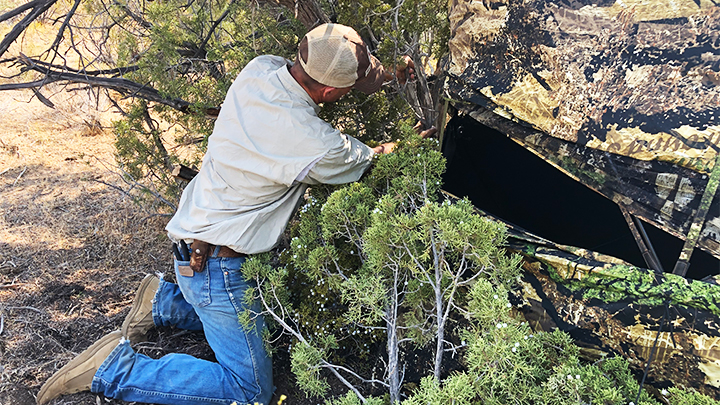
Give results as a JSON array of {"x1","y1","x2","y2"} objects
[{"x1": 244, "y1": 126, "x2": 720, "y2": 405}]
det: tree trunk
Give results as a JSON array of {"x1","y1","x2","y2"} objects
[
  {"x1": 387, "y1": 312, "x2": 400, "y2": 404},
  {"x1": 434, "y1": 272, "x2": 444, "y2": 382},
  {"x1": 432, "y1": 232, "x2": 444, "y2": 383},
  {"x1": 386, "y1": 267, "x2": 402, "y2": 404},
  {"x1": 268, "y1": 0, "x2": 330, "y2": 29}
]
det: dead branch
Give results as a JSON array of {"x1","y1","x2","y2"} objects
[
  {"x1": 86, "y1": 154, "x2": 179, "y2": 211},
  {"x1": 111, "y1": 0, "x2": 153, "y2": 30},
  {"x1": 267, "y1": 0, "x2": 329, "y2": 29},
  {"x1": 12, "y1": 166, "x2": 27, "y2": 186},
  {"x1": 319, "y1": 363, "x2": 389, "y2": 387},
  {"x1": 140, "y1": 104, "x2": 174, "y2": 172},
  {"x1": 0, "y1": 283, "x2": 29, "y2": 289},
  {"x1": 195, "y1": 0, "x2": 239, "y2": 58},
  {"x1": 2, "y1": 55, "x2": 221, "y2": 114},
  {"x1": 5, "y1": 305, "x2": 44, "y2": 314},
  {"x1": 30, "y1": 87, "x2": 55, "y2": 108},
  {"x1": 46, "y1": 0, "x2": 82, "y2": 56},
  {"x1": 0, "y1": 0, "x2": 39, "y2": 23},
  {"x1": 254, "y1": 274, "x2": 369, "y2": 402},
  {"x1": 2, "y1": 57, "x2": 141, "y2": 77},
  {"x1": 0, "y1": 0, "x2": 61, "y2": 60}
]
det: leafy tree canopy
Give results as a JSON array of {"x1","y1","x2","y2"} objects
[{"x1": 1, "y1": 0, "x2": 447, "y2": 208}]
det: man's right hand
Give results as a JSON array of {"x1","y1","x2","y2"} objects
[
  {"x1": 383, "y1": 56, "x2": 415, "y2": 85},
  {"x1": 413, "y1": 121, "x2": 437, "y2": 139}
]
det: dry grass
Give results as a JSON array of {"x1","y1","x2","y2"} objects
[
  {"x1": 1, "y1": 7, "x2": 181, "y2": 404},
  {"x1": 0, "y1": 85, "x2": 305, "y2": 405},
  {"x1": 0, "y1": 11, "x2": 306, "y2": 403},
  {"x1": 0, "y1": 88, "x2": 177, "y2": 405}
]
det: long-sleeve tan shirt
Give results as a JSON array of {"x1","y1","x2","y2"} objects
[{"x1": 166, "y1": 55, "x2": 375, "y2": 254}]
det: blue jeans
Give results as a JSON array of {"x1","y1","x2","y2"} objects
[{"x1": 91, "y1": 253, "x2": 273, "y2": 405}]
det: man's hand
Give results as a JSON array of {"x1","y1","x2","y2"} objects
[
  {"x1": 413, "y1": 121, "x2": 437, "y2": 139},
  {"x1": 372, "y1": 121, "x2": 435, "y2": 156},
  {"x1": 396, "y1": 55, "x2": 415, "y2": 84},
  {"x1": 373, "y1": 142, "x2": 396, "y2": 155},
  {"x1": 384, "y1": 56, "x2": 415, "y2": 84}
]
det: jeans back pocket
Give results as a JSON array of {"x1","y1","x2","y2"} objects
[{"x1": 174, "y1": 259, "x2": 212, "y2": 307}]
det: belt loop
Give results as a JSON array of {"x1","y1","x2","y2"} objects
[{"x1": 211, "y1": 245, "x2": 221, "y2": 258}]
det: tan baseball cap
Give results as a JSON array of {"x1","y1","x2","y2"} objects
[{"x1": 298, "y1": 23, "x2": 385, "y2": 95}]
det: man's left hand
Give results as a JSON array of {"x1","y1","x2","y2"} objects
[
  {"x1": 396, "y1": 56, "x2": 415, "y2": 84},
  {"x1": 413, "y1": 121, "x2": 437, "y2": 139},
  {"x1": 384, "y1": 56, "x2": 416, "y2": 84}
]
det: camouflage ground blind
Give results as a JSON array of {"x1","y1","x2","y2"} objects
[
  {"x1": 444, "y1": 0, "x2": 720, "y2": 262},
  {"x1": 513, "y1": 232, "x2": 720, "y2": 398},
  {"x1": 441, "y1": 0, "x2": 720, "y2": 395},
  {"x1": 453, "y1": 197, "x2": 720, "y2": 397}
]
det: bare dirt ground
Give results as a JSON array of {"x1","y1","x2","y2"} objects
[
  {"x1": 0, "y1": 90, "x2": 309, "y2": 405},
  {"x1": 0, "y1": 88, "x2": 168, "y2": 405}
]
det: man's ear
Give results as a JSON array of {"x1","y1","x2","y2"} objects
[{"x1": 320, "y1": 86, "x2": 336, "y2": 101}]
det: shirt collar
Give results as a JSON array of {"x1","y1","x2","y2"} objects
[{"x1": 277, "y1": 61, "x2": 320, "y2": 113}]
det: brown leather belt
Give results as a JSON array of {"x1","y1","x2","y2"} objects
[
  {"x1": 213, "y1": 245, "x2": 247, "y2": 258},
  {"x1": 190, "y1": 241, "x2": 246, "y2": 258}
]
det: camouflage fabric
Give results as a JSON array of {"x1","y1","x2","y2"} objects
[
  {"x1": 446, "y1": 193, "x2": 720, "y2": 396},
  {"x1": 447, "y1": 0, "x2": 720, "y2": 174},
  {"x1": 442, "y1": 0, "x2": 720, "y2": 391},
  {"x1": 516, "y1": 250, "x2": 720, "y2": 398}
]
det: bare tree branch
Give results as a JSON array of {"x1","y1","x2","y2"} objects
[
  {"x1": 30, "y1": 87, "x2": 55, "y2": 108},
  {"x1": 0, "y1": 0, "x2": 61, "y2": 59},
  {"x1": 253, "y1": 273, "x2": 369, "y2": 402},
  {"x1": 0, "y1": 0, "x2": 40, "y2": 24},
  {"x1": 267, "y1": 0, "x2": 329, "y2": 29},
  {"x1": 9, "y1": 58, "x2": 141, "y2": 76},
  {"x1": 111, "y1": 0, "x2": 153, "y2": 30},
  {"x1": 195, "y1": 0, "x2": 238, "y2": 58},
  {"x1": 320, "y1": 363, "x2": 389, "y2": 387},
  {"x1": 46, "y1": 0, "x2": 82, "y2": 56},
  {"x1": 2, "y1": 55, "x2": 222, "y2": 114}
]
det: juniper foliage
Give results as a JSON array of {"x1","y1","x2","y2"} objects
[
  {"x1": 106, "y1": 0, "x2": 447, "y2": 208},
  {"x1": 109, "y1": 0, "x2": 305, "y2": 208},
  {"x1": 4, "y1": 0, "x2": 718, "y2": 403},
  {"x1": 244, "y1": 126, "x2": 720, "y2": 404}
]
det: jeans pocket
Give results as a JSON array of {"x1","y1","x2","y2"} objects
[{"x1": 174, "y1": 259, "x2": 211, "y2": 308}]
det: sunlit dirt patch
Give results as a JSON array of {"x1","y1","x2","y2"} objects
[{"x1": 0, "y1": 91, "x2": 176, "y2": 405}]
